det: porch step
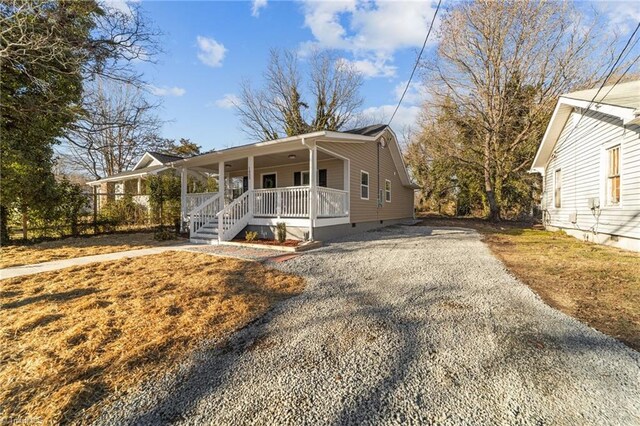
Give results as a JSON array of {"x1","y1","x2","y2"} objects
[{"x1": 189, "y1": 236, "x2": 220, "y2": 245}]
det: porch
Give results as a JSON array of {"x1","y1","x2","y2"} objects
[{"x1": 177, "y1": 140, "x2": 352, "y2": 243}]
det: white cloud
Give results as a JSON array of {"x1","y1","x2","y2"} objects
[
  {"x1": 214, "y1": 93, "x2": 240, "y2": 109},
  {"x1": 393, "y1": 80, "x2": 428, "y2": 105},
  {"x1": 148, "y1": 85, "x2": 186, "y2": 97},
  {"x1": 101, "y1": 0, "x2": 140, "y2": 17},
  {"x1": 360, "y1": 104, "x2": 422, "y2": 132},
  {"x1": 252, "y1": 0, "x2": 268, "y2": 17},
  {"x1": 343, "y1": 57, "x2": 396, "y2": 78},
  {"x1": 196, "y1": 36, "x2": 227, "y2": 68},
  {"x1": 299, "y1": 0, "x2": 439, "y2": 77},
  {"x1": 593, "y1": 1, "x2": 640, "y2": 34}
]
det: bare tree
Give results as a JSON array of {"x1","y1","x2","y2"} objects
[
  {"x1": 62, "y1": 79, "x2": 163, "y2": 179},
  {"x1": 420, "y1": 0, "x2": 627, "y2": 221},
  {"x1": 236, "y1": 49, "x2": 364, "y2": 141}
]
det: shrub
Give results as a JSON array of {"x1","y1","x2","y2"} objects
[
  {"x1": 275, "y1": 222, "x2": 286, "y2": 243},
  {"x1": 153, "y1": 228, "x2": 176, "y2": 241},
  {"x1": 245, "y1": 230, "x2": 258, "y2": 242}
]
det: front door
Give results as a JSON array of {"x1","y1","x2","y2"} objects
[{"x1": 262, "y1": 173, "x2": 277, "y2": 189}]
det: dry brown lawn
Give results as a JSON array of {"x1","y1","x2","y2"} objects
[
  {"x1": 0, "y1": 251, "x2": 304, "y2": 424},
  {"x1": 0, "y1": 232, "x2": 179, "y2": 268},
  {"x1": 419, "y1": 216, "x2": 640, "y2": 352}
]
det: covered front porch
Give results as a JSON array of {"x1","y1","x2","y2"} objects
[{"x1": 176, "y1": 138, "x2": 352, "y2": 243}]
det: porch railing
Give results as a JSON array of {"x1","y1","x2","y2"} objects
[
  {"x1": 189, "y1": 193, "x2": 222, "y2": 235},
  {"x1": 253, "y1": 187, "x2": 310, "y2": 217},
  {"x1": 252, "y1": 186, "x2": 348, "y2": 218},
  {"x1": 317, "y1": 187, "x2": 349, "y2": 217},
  {"x1": 186, "y1": 191, "x2": 218, "y2": 214},
  {"x1": 217, "y1": 190, "x2": 251, "y2": 241}
]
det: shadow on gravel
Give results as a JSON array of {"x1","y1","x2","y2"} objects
[
  {"x1": 121, "y1": 227, "x2": 476, "y2": 425},
  {"x1": 123, "y1": 276, "x2": 448, "y2": 425}
]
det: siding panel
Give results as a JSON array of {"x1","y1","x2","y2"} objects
[{"x1": 543, "y1": 110, "x2": 640, "y2": 240}]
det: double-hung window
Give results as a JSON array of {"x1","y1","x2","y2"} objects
[
  {"x1": 606, "y1": 145, "x2": 621, "y2": 206},
  {"x1": 361, "y1": 171, "x2": 369, "y2": 200},
  {"x1": 385, "y1": 179, "x2": 391, "y2": 202},
  {"x1": 554, "y1": 169, "x2": 562, "y2": 208}
]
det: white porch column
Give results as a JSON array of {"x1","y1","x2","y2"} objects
[
  {"x1": 308, "y1": 141, "x2": 317, "y2": 241},
  {"x1": 180, "y1": 167, "x2": 188, "y2": 232},
  {"x1": 218, "y1": 161, "x2": 225, "y2": 204},
  {"x1": 248, "y1": 156, "x2": 254, "y2": 216},
  {"x1": 137, "y1": 176, "x2": 142, "y2": 195}
]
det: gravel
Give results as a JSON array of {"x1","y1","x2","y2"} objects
[{"x1": 93, "y1": 225, "x2": 640, "y2": 426}]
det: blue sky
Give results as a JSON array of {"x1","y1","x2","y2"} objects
[{"x1": 113, "y1": 0, "x2": 639, "y2": 153}]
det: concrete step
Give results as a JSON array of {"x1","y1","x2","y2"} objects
[{"x1": 190, "y1": 236, "x2": 220, "y2": 245}]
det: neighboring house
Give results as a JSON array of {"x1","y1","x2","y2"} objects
[
  {"x1": 87, "y1": 151, "x2": 187, "y2": 210},
  {"x1": 169, "y1": 124, "x2": 417, "y2": 243},
  {"x1": 531, "y1": 80, "x2": 640, "y2": 251}
]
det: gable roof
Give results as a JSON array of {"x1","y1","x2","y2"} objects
[
  {"x1": 344, "y1": 124, "x2": 389, "y2": 137},
  {"x1": 147, "y1": 151, "x2": 184, "y2": 164},
  {"x1": 131, "y1": 151, "x2": 185, "y2": 171},
  {"x1": 530, "y1": 80, "x2": 640, "y2": 173}
]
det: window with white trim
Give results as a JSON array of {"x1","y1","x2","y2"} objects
[
  {"x1": 385, "y1": 179, "x2": 391, "y2": 202},
  {"x1": 360, "y1": 171, "x2": 369, "y2": 200},
  {"x1": 606, "y1": 145, "x2": 621, "y2": 206},
  {"x1": 554, "y1": 169, "x2": 561, "y2": 208}
]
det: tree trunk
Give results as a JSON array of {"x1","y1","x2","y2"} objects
[
  {"x1": 484, "y1": 139, "x2": 501, "y2": 222},
  {"x1": 21, "y1": 205, "x2": 28, "y2": 240}
]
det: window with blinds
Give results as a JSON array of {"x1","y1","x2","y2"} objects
[{"x1": 554, "y1": 169, "x2": 561, "y2": 208}]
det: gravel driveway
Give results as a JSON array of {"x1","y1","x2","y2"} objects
[{"x1": 95, "y1": 225, "x2": 640, "y2": 426}]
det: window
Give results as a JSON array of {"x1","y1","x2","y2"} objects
[
  {"x1": 318, "y1": 169, "x2": 327, "y2": 187},
  {"x1": 385, "y1": 179, "x2": 391, "y2": 202},
  {"x1": 294, "y1": 169, "x2": 327, "y2": 187},
  {"x1": 294, "y1": 171, "x2": 309, "y2": 186},
  {"x1": 360, "y1": 171, "x2": 369, "y2": 199},
  {"x1": 606, "y1": 146, "x2": 621, "y2": 205},
  {"x1": 554, "y1": 169, "x2": 561, "y2": 208},
  {"x1": 262, "y1": 173, "x2": 277, "y2": 189}
]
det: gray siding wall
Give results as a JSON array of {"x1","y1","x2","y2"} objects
[{"x1": 543, "y1": 108, "x2": 640, "y2": 241}]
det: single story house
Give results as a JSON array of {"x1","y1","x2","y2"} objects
[
  {"x1": 86, "y1": 151, "x2": 191, "y2": 210},
  {"x1": 169, "y1": 124, "x2": 417, "y2": 243},
  {"x1": 530, "y1": 80, "x2": 640, "y2": 251}
]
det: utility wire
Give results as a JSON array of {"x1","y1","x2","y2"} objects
[
  {"x1": 565, "y1": 21, "x2": 640, "y2": 209},
  {"x1": 387, "y1": 0, "x2": 442, "y2": 127}
]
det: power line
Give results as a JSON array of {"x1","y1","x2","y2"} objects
[
  {"x1": 566, "y1": 20, "x2": 640, "y2": 208},
  {"x1": 387, "y1": 0, "x2": 442, "y2": 127}
]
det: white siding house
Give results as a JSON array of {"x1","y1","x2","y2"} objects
[{"x1": 531, "y1": 80, "x2": 640, "y2": 251}]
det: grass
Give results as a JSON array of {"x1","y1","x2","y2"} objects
[
  {"x1": 0, "y1": 232, "x2": 180, "y2": 268},
  {"x1": 0, "y1": 251, "x2": 305, "y2": 424},
  {"x1": 418, "y1": 215, "x2": 640, "y2": 352}
]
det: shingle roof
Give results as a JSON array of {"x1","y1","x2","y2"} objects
[
  {"x1": 148, "y1": 152, "x2": 185, "y2": 164},
  {"x1": 343, "y1": 124, "x2": 389, "y2": 137}
]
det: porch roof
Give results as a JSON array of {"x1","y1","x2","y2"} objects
[
  {"x1": 168, "y1": 128, "x2": 383, "y2": 169},
  {"x1": 86, "y1": 165, "x2": 166, "y2": 186}
]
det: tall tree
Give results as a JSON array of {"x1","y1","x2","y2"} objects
[
  {"x1": 236, "y1": 49, "x2": 364, "y2": 141},
  {"x1": 0, "y1": 0, "x2": 158, "y2": 240},
  {"x1": 157, "y1": 138, "x2": 202, "y2": 157},
  {"x1": 418, "y1": 0, "x2": 623, "y2": 221},
  {"x1": 62, "y1": 79, "x2": 163, "y2": 179}
]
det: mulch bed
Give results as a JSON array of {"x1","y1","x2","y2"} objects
[{"x1": 232, "y1": 238, "x2": 300, "y2": 247}]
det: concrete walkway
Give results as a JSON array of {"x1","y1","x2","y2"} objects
[
  {"x1": 0, "y1": 245, "x2": 194, "y2": 280},
  {"x1": 0, "y1": 242, "x2": 296, "y2": 280}
]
